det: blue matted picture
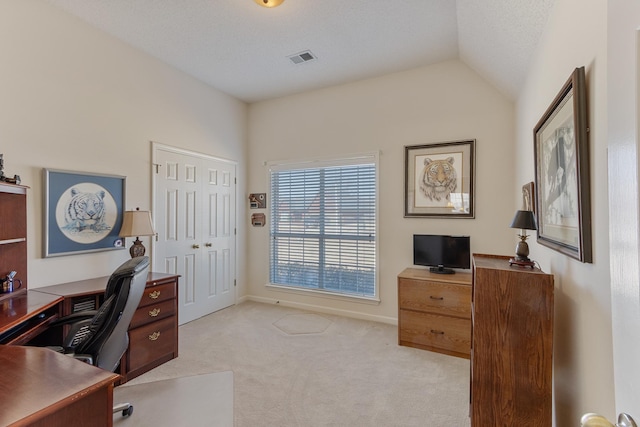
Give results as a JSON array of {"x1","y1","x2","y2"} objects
[{"x1": 44, "y1": 169, "x2": 126, "y2": 257}]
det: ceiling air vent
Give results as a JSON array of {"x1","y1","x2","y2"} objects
[{"x1": 288, "y1": 50, "x2": 317, "y2": 65}]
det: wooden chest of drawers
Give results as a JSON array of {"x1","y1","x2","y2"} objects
[
  {"x1": 398, "y1": 268, "x2": 472, "y2": 358},
  {"x1": 125, "y1": 273, "x2": 179, "y2": 382}
]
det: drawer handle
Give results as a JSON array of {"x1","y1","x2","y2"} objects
[
  {"x1": 149, "y1": 308, "x2": 161, "y2": 317},
  {"x1": 148, "y1": 331, "x2": 161, "y2": 341},
  {"x1": 429, "y1": 296, "x2": 444, "y2": 300},
  {"x1": 148, "y1": 290, "x2": 161, "y2": 299},
  {"x1": 430, "y1": 330, "x2": 445, "y2": 335}
]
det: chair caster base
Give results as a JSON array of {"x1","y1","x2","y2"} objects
[{"x1": 114, "y1": 402, "x2": 133, "y2": 417}]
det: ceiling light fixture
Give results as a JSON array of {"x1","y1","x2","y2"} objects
[{"x1": 254, "y1": 0, "x2": 284, "y2": 8}]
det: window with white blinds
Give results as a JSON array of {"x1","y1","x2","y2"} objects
[{"x1": 269, "y1": 155, "x2": 377, "y2": 299}]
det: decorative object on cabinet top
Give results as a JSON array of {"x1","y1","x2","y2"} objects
[
  {"x1": 509, "y1": 210, "x2": 537, "y2": 268},
  {"x1": 0, "y1": 154, "x2": 21, "y2": 185}
]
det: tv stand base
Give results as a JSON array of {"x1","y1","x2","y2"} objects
[{"x1": 429, "y1": 267, "x2": 455, "y2": 274}]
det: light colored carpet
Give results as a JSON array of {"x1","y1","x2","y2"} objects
[
  {"x1": 122, "y1": 301, "x2": 470, "y2": 427},
  {"x1": 113, "y1": 372, "x2": 233, "y2": 426}
]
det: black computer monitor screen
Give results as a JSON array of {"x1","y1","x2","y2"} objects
[{"x1": 413, "y1": 234, "x2": 470, "y2": 274}]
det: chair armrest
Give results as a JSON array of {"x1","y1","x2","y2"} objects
[
  {"x1": 45, "y1": 347, "x2": 94, "y2": 365},
  {"x1": 71, "y1": 354, "x2": 94, "y2": 364},
  {"x1": 49, "y1": 310, "x2": 98, "y2": 327}
]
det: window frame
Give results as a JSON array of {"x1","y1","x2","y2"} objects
[{"x1": 266, "y1": 153, "x2": 380, "y2": 303}]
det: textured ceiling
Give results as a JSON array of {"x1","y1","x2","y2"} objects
[
  {"x1": 45, "y1": 0, "x2": 555, "y2": 103},
  {"x1": 457, "y1": 0, "x2": 555, "y2": 98}
]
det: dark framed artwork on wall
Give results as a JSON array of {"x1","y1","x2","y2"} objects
[
  {"x1": 44, "y1": 169, "x2": 126, "y2": 257},
  {"x1": 534, "y1": 66, "x2": 592, "y2": 263},
  {"x1": 404, "y1": 139, "x2": 475, "y2": 218}
]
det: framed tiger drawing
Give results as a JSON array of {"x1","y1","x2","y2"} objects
[
  {"x1": 404, "y1": 140, "x2": 475, "y2": 218},
  {"x1": 44, "y1": 169, "x2": 126, "y2": 257}
]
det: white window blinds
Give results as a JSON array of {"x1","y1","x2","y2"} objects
[{"x1": 269, "y1": 156, "x2": 377, "y2": 298}]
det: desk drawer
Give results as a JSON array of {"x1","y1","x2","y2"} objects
[
  {"x1": 399, "y1": 278, "x2": 471, "y2": 318},
  {"x1": 139, "y1": 282, "x2": 175, "y2": 307},
  {"x1": 130, "y1": 298, "x2": 176, "y2": 329},
  {"x1": 399, "y1": 309, "x2": 471, "y2": 357},
  {"x1": 128, "y1": 316, "x2": 176, "y2": 373}
]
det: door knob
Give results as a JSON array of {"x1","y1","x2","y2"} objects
[
  {"x1": 192, "y1": 244, "x2": 200, "y2": 249},
  {"x1": 205, "y1": 243, "x2": 212, "y2": 247},
  {"x1": 581, "y1": 413, "x2": 637, "y2": 427}
]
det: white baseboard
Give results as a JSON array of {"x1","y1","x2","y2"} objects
[
  {"x1": 243, "y1": 294, "x2": 398, "y2": 326},
  {"x1": 236, "y1": 295, "x2": 251, "y2": 304}
]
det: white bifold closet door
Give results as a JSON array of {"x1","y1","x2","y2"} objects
[{"x1": 153, "y1": 143, "x2": 236, "y2": 325}]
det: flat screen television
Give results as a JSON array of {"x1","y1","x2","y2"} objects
[{"x1": 413, "y1": 234, "x2": 471, "y2": 274}]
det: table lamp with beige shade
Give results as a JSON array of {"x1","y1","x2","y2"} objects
[{"x1": 119, "y1": 208, "x2": 155, "y2": 258}]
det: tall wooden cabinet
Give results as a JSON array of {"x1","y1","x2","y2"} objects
[
  {"x1": 470, "y1": 254, "x2": 554, "y2": 426},
  {"x1": 0, "y1": 183, "x2": 28, "y2": 295}
]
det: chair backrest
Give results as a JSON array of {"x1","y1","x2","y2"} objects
[{"x1": 75, "y1": 256, "x2": 149, "y2": 372}]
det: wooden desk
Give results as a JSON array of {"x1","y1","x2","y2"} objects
[
  {"x1": 34, "y1": 276, "x2": 110, "y2": 316},
  {"x1": 36, "y1": 272, "x2": 180, "y2": 383},
  {"x1": 0, "y1": 345, "x2": 119, "y2": 427},
  {"x1": 1, "y1": 273, "x2": 179, "y2": 383},
  {"x1": 0, "y1": 290, "x2": 62, "y2": 345}
]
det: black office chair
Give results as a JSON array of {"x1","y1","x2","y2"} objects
[{"x1": 48, "y1": 256, "x2": 150, "y2": 417}]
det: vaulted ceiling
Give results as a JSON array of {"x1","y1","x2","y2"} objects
[{"x1": 45, "y1": 0, "x2": 555, "y2": 103}]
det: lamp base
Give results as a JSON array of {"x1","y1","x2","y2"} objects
[
  {"x1": 129, "y1": 237, "x2": 146, "y2": 258},
  {"x1": 509, "y1": 257, "x2": 535, "y2": 268}
]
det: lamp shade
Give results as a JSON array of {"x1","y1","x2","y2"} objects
[
  {"x1": 510, "y1": 210, "x2": 537, "y2": 231},
  {"x1": 119, "y1": 208, "x2": 155, "y2": 237},
  {"x1": 254, "y1": 0, "x2": 284, "y2": 7}
]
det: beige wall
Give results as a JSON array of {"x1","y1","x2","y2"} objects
[
  {"x1": 515, "y1": 0, "x2": 615, "y2": 423},
  {"x1": 0, "y1": 0, "x2": 248, "y2": 292},
  {"x1": 247, "y1": 60, "x2": 515, "y2": 322}
]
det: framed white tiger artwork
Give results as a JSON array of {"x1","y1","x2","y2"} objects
[
  {"x1": 43, "y1": 169, "x2": 126, "y2": 257},
  {"x1": 404, "y1": 140, "x2": 475, "y2": 218}
]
